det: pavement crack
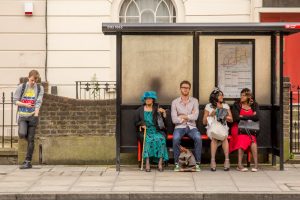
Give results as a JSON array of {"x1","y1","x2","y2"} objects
[
  {"x1": 67, "y1": 168, "x2": 85, "y2": 192},
  {"x1": 228, "y1": 170, "x2": 240, "y2": 192},
  {"x1": 264, "y1": 168, "x2": 285, "y2": 192},
  {"x1": 192, "y1": 172, "x2": 197, "y2": 192}
]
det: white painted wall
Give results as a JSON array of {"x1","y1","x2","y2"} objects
[
  {"x1": 46, "y1": 0, "x2": 113, "y2": 98},
  {"x1": 0, "y1": 0, "x2": 46, "y2": 95}
]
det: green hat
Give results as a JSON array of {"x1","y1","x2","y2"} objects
[{"x1": 141, "y1": 91, "x2": 157, "y2": 102}]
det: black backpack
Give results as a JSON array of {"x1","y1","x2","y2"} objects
[{"x1": 20, "y1": 82, "x2": 41, "y2": 98}]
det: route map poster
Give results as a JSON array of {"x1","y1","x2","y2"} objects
[{"x1": 216, "y1": 40, "x2": 254, "y2": 99}]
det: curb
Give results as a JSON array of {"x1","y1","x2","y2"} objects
[{"x1": 0, "y1": 192, "x2": 300, "y2": 200}]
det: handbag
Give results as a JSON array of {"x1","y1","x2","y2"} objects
[
  {"x1": 238, "y1": 120, "x2": 260, "y2": 136},
  {"x1": 207, "y1": 118, "x2": 228, "y2": 141},
  {"x1": 178, "y1": 146, "x2": 196, "y2": 172},
  {"x1": 157, "y1": 112, "x2": 165, "y2": 130}
]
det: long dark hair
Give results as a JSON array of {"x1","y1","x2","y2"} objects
[{"x1": 209, "y1": 87, "x2": 224, "y2": 109}]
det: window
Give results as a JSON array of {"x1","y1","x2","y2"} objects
[{"x1": 119, "y1": 0, "x2": 176, "y2": 23}]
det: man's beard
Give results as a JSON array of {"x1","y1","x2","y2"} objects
[{"x1": 181, "y1": 92, "x2": 189, "y2": 97}]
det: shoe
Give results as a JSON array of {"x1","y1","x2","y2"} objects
[
  {"x1": 195, "y1": 164, "x2": 201, "y2": 172},
  {"x1": 236, "y1": 166, "x2": 248, "y2": 172},
  {"x1": 158, "y1": 158, "x2": 164, "y2": 172},
  {"x1": 19, "y1": 161, "x2": 32, "y2": 169},
  {"x1": 251, "y1": 168, "x2": 258, "y2": 172},
  {"x1": 224, "y1": 159, "x2": 230, "y2": 171},
  {"x1": 174, "y1": 164, "x2": 180, "y2": 172},
  {"x1": 158, "y1": 168, "x2": 164, "y2": 172},
  {"x1": 145, "y1": 159, "x2": 151, "y2": 172},
  {"x1": 210, "y1": 159, "x2": 216, "y2": 172}
]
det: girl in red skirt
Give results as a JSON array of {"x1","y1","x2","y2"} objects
[{"x1": 229, "y1": 88, "x2": 260, "y2": 172}]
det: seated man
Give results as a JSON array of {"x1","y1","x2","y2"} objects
[{"x1": 171, "y1": 80, "x2": 202, "y2": 172}]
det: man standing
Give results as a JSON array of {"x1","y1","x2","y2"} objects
[
  {"x1": 171, "y1": 80, "x2": 202, "y2": 171},
  {"x1": 14, "y1": 70, "x2": 44, "y2": 169}
]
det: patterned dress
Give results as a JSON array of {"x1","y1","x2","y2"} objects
[{"x1": 143, "y1": 111, "x2": 169, "y2": 162}]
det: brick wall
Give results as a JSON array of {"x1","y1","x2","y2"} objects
[{"x1": 36, "y1": 94, "x2": 116, "y2": 136}]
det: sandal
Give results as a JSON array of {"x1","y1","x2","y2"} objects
[
  {"x1": 251, "y1": 168, "x2": 258, "y2": 172},
  {"x1": 236, "y1": 166, "x2": 248, "y2": 172},
  {"x1": 210, "y1": 159, "x2": 216, "y2": 172},
  {"x1": 145, "y1": 160, "x2": 151, "y2": 172},
  {"x1": 224, "y1": 159, "x2": 230, "y2": 171}
]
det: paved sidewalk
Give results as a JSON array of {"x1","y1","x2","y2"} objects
[{"x1": 0, "y1": 164, "x2": 300, "y2": 199}]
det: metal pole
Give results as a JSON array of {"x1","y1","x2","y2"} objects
[
  {"x1": 290, "y1": 90, "x2": 293, "y2": 155},
  {"x1": 296, "y1": 86, "x2": 300, "y2": 152},
  {"x1": 279, "y1": 32, "x2": 284, "y2": 171},
  {"x1": 10, "y1": 92, "x2": 13, "y2": 148},
  {"x1": 193, "y1": 31, "x2": 199, "y2": 100},
  {"x1": 116, "y1": 32, "x2": 122, "y2": 171},
  {"x1": 271, "y1": 33, "x2": 276, "y2": 166},
  {"x1": 2, "y1": 93, "x2": 5, "y2": 148},
  {"x1": 76, "y1": 81, "x2": 78, "y2": 99},
  {"x1": 290, "y1": 90, "x2": 293, "y2": 154}
]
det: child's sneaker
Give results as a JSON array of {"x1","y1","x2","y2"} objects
[
  {"x1": 174, "y1": 163, "x2": 180, "y2": 172},
  {"x1": 195, "y1": 164, "x2": 201, "y2": 172}
]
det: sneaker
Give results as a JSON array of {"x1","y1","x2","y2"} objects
[
  {"x1": 174, "y1": 164, "x2": 180, "y2": 172},
  {"x1": 195, "y1": 164, "x2": 201, "y2": 172},
  {"x1": 19, "y1": 161, "x2": 32, "y2": 169}
]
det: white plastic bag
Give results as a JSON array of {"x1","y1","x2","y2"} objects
[{"x1": 207, "y1": 117, "x2": 229, "y2": 141}]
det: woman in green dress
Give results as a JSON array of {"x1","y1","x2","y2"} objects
[{"x1": 135, "y1": 91, "x2": 169, "y2": 172}]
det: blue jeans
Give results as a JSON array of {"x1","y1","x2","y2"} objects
[{"x1": 173, "y1": 127, "x2": 202, "y2": 163}]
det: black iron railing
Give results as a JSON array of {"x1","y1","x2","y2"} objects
[
  {"x1": 75, "y1": 81, "x2": 116, "y2": 100},
  {"x1": 290, "y1": 85, "x2": 300, "y2": 154},
  {"x1": 0, "y1": 92, "x2": 17, "y2": 149}
]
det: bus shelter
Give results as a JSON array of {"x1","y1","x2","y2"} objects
[{"x1": 102, "y1": 23, "x2": 300, "y2": 171}]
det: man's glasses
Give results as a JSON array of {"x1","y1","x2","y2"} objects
[{"x1": 181, "y1": 87, "x2": 190, "y2": 90}]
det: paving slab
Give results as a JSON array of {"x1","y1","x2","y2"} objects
[{"x1": 0, "y1": 165, "x2": 298, "y2": 199}]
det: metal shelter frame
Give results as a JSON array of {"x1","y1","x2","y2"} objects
[{"x1": 102, "y1": 22, "x2": 300, "y2": 171}]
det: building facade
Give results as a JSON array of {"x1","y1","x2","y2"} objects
[{"x1": 1, "y1": 0, "x2": 300, "y2": 98}]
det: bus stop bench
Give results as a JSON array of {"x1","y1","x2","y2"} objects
[{"x1": 137, "y1": 133, "x2": 252, "y2": 167}]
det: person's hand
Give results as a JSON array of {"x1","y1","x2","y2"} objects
[
  {"x1": 139, "y1": 125, "x2": 146, "y2": 132},
  {"x1": 209, "y1": 110, "x2": 216, "y2": 117},
  {"x1": 25, "y1": 103, "x2": 34, "y2": 108},
  {"x1": 179, "y1": 115, "x2": 188, "y2": 120},
  {"x1": 179, "y1": 115, "x2": 188, "y2": 123},
  {"x1": 226, "y1": 115, "x2": 232, "y2": 121},
  {"x1": 158, "y1": 108, "x2": 166, "y2": 114},
  {"x1": 239, "y1": 115, "x2": 243, "y2": 118}
]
